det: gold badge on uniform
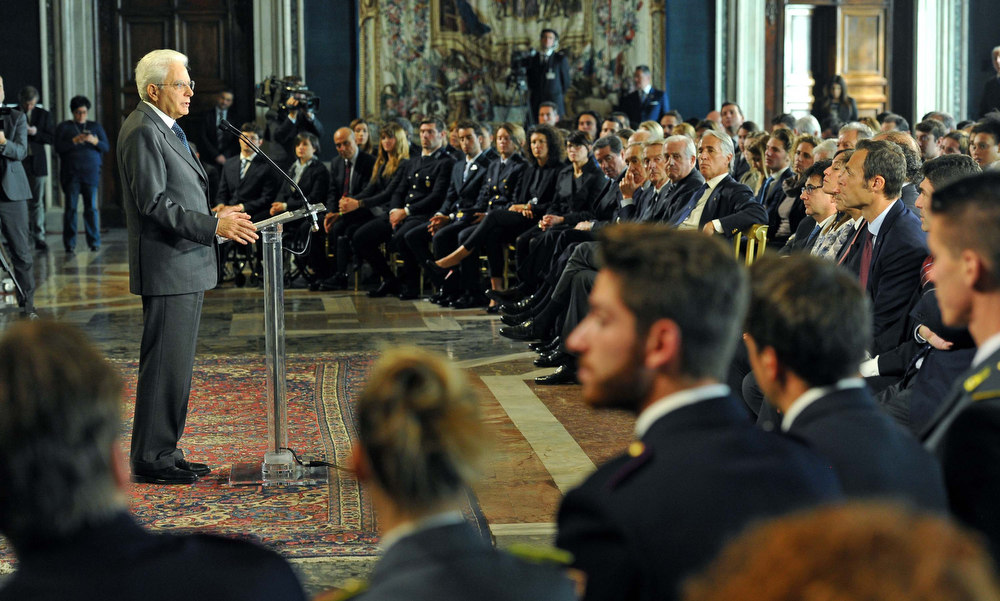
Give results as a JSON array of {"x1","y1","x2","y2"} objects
[
  {"x1": 964, "y1": 366, "x2": 992, "y2": 392},
  {"x1": 628, "y1": 441, "x2": 645, "y2": 457}
]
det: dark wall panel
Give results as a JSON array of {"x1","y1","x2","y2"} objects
[
  {"x1": 2, "y1": 0, "x2": 44, "y2": 105},
  {"x1": 665, "y1": 0, "x2": 715, "y2": 121},
  {"x1": 303, "y1": 0, "x2": 357, "y2": 162}
]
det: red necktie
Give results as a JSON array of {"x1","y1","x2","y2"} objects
[
  {"x1": 920, "y1": 255, "x2": 934, "y2": 289},
  {"x1": 858, "y1": 231, "x2": 874, "y2": 290},
  {"x1": 342, "y1": 160, "x2": 351, "y2": 195}
]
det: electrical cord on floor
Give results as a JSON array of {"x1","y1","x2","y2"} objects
[{"x1": 281, "y1": 446, "x2": 350, "y2": 472}]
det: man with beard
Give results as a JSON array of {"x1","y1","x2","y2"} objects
[{"x1": 555, "y1": 224, "x2": 842, "y2": 601}]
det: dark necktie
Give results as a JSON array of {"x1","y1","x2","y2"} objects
[
  {"x1": 343, "y1": 159, "x2": 352, "y2": 195},
  {"x1": 171, "y1": 123, "x2": 191, "y2": 154},
  {"x1": 216, "y1": 110, "x2": 225, "y2": 145},
  {"x1": 920, "y1": 255, "x2": 934, "y2": 289},
  {"x1": 671, "y1": 183, "x2": 709, "y2": 226},
  {"x1": 240, "y1": 158, "x2": 250, "y2": 180},
  {"x1": 757, "y1": 176, "x2": 773, "y2": 204},
  {"x1": 858, "y1": 230, "x2": 874, "y2": 290}
]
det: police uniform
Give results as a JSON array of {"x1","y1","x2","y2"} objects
[{"x1": 924, "y1": 345, "x2": 1000, "y2": 555}]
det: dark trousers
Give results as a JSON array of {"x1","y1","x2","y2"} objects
[
  {"x1": 354, "y1": 214, "x2": 427, "y2": 288},
  {"x1": 131, "y1": 291, "x2": 204, "y2": 470},
  {"x1": 461, "y1": 209, "x2": 535, "y2": 277},
  {"x1": 25, "y1": 169, "x2": 47, "y2": 243},
  {"x1": 0, "y1": 196, "x2": 35, "y2": 311},
  {"x1": 62, "y1": 177, "x2": 100, "y2": 250}
]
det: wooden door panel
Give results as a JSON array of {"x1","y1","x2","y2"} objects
[{"x1": 838, "y1": 6, "x2": 888, "y2": 116}]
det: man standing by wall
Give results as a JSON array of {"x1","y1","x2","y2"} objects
[
  {"x1": 117, "y1": 49, "x2": 257, "y2": 484},
  {"x1": 18, "y1": 85, "x2": 53, "y2": 251},
  {"x1": 0, "y1": 74, "x2": 36, "y2": 318},
  {"x1": 526, "y1": 29, "x2": 570, "y2": 123}
]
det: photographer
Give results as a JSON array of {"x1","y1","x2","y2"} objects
[
  {"x1": 525, "y1": 29, "x2": 570, "y2": 124},
  {"x1": 263, "y1": 76, "x2": 324, "y2": 170},
  {"x1": 54, "y1": 95, "x2": 109, "y2": 253}
]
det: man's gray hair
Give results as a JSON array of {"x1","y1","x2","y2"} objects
[
  {"x1": 795, "y1": 115, "x2": 821, "y2": 137},
  {"x1": 839, "y1": 121, "x2": 875, "y2": 140},
  {"x1": 664, "y1": 134, "x2": 696, "y2": 159},
  {"x1": 701, "y1": 129, "x2": 734, "y2": 160},
  {"x1": 135, "y1": 49, "x2": 189, "y2": 102}
]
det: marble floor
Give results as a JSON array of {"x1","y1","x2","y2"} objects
[{"x1": 0, "y1": 228, "x2": 634, "y2": 596}]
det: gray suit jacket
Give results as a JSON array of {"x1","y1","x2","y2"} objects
[
  {"x1": 1, "y1": 110, "x2": 31, "y2": 200},
  {"x1": 117, "y1": 102, "x2": 218, "y2": 295}
]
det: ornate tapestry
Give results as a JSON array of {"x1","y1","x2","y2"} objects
[{"x1": 358, "y1": 0, "x2": 666, "y2": 124}]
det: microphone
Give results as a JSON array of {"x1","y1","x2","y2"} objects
[{"x1": 219, "y1": 120, "x2": 322, "y2": 232}]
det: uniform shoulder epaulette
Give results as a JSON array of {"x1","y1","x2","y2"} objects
[
  {"x1": 964, "y1": 365, "x2": 992, "y2": 393},
  {"x1": 313, "y1": 579, "x2": 368, "y2": 601},
  {"x1": 607, "y1": 441, "x2": 652, "y2": 490},
  {"x1": 505, "y1": 543, "x2": 574, "y2": 567},
  {"x1": 971, "y1": 389, "x2": 1000, "y2": 403}
]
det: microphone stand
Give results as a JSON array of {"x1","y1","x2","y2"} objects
[{"x1": 220, "y1": 119, "x2": 328, "y2": 487}]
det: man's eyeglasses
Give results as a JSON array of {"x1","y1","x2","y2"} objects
[
  {"x1": 157, "y1": 81, "x2": 195, "y2": 92},
  {"x1": 803, "y1": 184, "x2": 822, "y2": 193}
]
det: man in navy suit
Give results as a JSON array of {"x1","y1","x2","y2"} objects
[
  {"x1": 839, "y1": 139, "x2": 928, "y2": 356},
  {"x1": 921, "y1": 172, "x2": 1000, "y2": 555},
  {"x1": 526, "y1": 29, "x2": 571, "y2": 122},
  {"x1": 745, "y1": 253, "x2": 947, "y2": 511},
  {"x1": 213, "y1": 122, "x2": 279, "y2": 222},
  {"x1": 556, "y1": 224, "x2": 842, "y2": 601},
  {"x1": 617, "y1": 65, "x2": 668, "y2": 128}
]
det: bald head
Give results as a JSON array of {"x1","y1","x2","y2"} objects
[{"x1": 334, "y1": 127, "x2": 357, "y2": 160}]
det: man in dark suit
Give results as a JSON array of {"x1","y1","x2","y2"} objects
[
  {"x1": 666, "y1": 130, "x2": 766, "y2": 235},
  {"x1": 921, "y1": 172, "x2": 1000, "y2": 554},
  {"x1": 327, "y1": 126, "x2": 376, "y2": 212},
  {"x1": 745, "y1": 254, "x2": 947, "y2": 511},
  {"x1": 193, "y1": 89, "x2": 239, "y2": 168},
  {"x1": 0, "y1": 321, "x2": 307, "y2": 601},
  {"x1": 18, "y1": 85, "x2": 54, "y2": 250},
  {"x1": 779, "y1": 160, "x2": 835, "y2": 254},
  {"x1": 117, "y1": 49, "x2": 257, "y2": 484},
  {"x1": 526, "y1": 29, "x2": 570, "y2": 121},
  {"x1": 839, "y1": 139, "x2": 928, "y2": 357},
  {"x1": 353, "y1": 117, "x2": 454, "y2": 299},
  {"x1": 555, "y1": 225, "x2": 841, "y2": 601},
  {"x1": 213, "y1": 122, "x2": 279, "y2": 222},
  {"x1": 978, "y1": 46, "x2": 1000, "y2": 118},
  {"x1": 616, "y1": 65, "x2": 669, "y2": 128},
  {"x1": 0, "y1": 74, "x2": 36, "y2": 317}
]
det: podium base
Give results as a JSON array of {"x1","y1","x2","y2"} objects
[{"x1": 228, "y1": 461, "x2": 330, "y2": 487}]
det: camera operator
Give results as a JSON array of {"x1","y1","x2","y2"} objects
[
  {"x1": 526, "y1": 28, "x2": 570, "y2": 124},
  {"x1": 264, "y1": 76, "x2": 324, "y2": 170}
]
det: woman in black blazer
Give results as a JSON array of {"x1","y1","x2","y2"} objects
[
  {"x1": 317, "y1": 348, "x2": 576, "y2": 601},
  {"x1": 433, "y1": 124, "x2": 565, "y2": 278},
  {"x1": 269, "y1": 132, "x2": 330, "y2": 214}
]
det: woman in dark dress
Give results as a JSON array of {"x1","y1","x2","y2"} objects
[
  {"x1": 815, "y1": 75, "x2": 858, "y2": 125},
  {"x1": 54, "y1": 95, "x2": 109, "y2": 253}
]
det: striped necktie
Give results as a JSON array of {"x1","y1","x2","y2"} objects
[{"x1": 171, "y1": 123, "x2": 191, "y2": 154}]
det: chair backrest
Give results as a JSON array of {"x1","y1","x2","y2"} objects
[{"x1": 732, "y1": 224, "x2": 769, "y2": 266}]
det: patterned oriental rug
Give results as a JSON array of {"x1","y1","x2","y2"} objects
[{"x1": 0, "y1": 353, "x2": 488, "y2": 571}]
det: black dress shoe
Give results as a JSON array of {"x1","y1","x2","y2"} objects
[
  {"x1": 423, "y1": 261, "x2": 451, "y2": 287},
  {"x1": 535, "y1": 364, "x2": 579, "y2": 385},
  {"x1": 504, "y1": 291, "x2": 545, "y2": 312},
  {"x1": 176, "y1": 459, "x2": 211, "y2": 476},
  {"x1": 486, "y1": 286, "x2": 529, "y2": 304},
  {"x1": 429, "y1": 291, "x2": 448, "y2": 304},
  {"x1": 318, "y1": 273, "x2": 348, "y2": 291},
  {"x1": 486, "y1": 304, "x2": 501, "y2": 314},
  {"x1": 452, "y1": 294, "x2": 487, "y2": 309},
  {"x1": 534, "y1": 350, "x2": 568, "y2": 368},
  {"x1": 499, "y1": 321, "x2": 540, "y2": 341},
  {"x1": 501, "y1": 311, "x2": 532, "y2": 326},
  {"x1": 132, "y1": 465, "x2": 198, "y2": 484},
  {"x1": 528, "y1": 337, "x2": 560, "y2": 352},
  {"x1": 368, "y1": 280, "x2": 400, "y2": 298}
]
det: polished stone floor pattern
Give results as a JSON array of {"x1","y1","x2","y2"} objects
[{"x1": 0, "y1": 229, "x2": 634, "y2": 596}]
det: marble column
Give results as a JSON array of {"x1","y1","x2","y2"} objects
[{"x1": 915, "y1": 0, "x2": 968, "y2": 121}]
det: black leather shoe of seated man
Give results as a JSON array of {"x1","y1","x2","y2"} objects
[
  {"x1": 132, "y1": 465, "x2": 199, "y2": 485},
  {"x1": 176, "y1": 459, "x2": 211, "y2": 476}
]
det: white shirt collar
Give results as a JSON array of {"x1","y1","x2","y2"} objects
[
  {"x1": 142, "y1": 100, "x2": 175, "y2": 129},
  {"x1": 780, "y1": 378, "x2": 866, "y2": 431},
  {"x1": 867, "y1": 198, "x2": 898, "y2": 239},
  {"x1": 378, "y1": 511, "x2": 466, "y2": 553},
  {"x1": 770, "y1": 166, "x2": 788, "y2": 181},
  {"x1": 240, "y1": 151, "x2": 257, "y2": 161},
  {"x1": 640, "y1": 85, "x2": 652, "y2": 95},
  {"x1": 973, "y1": 331, "x2": 1000, "y2": 368},
  {"x1": 634, "y1": 383, "x2": 730, "y2": 438},
  {"x1": 705, "y1": 172, "x2": 728, "y2": 192}
]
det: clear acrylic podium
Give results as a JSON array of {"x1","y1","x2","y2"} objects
[{"x1": 229, "y1": 203, "x2": 330, "y2": 487}]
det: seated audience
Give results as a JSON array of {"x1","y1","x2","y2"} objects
[
  {"x1": 969, "y1": 115, "x2": 1000, "y2": 170},
  {"x1": 915, "y1": 118, "x2": 946, "y2": 160},
  {"x1": 0, "y1": 321, "x2": 307, "y2": 601},
  {"x1": 683, "y1": 503, "x2": 1000, "y2": 601},
  {"x1": 873, "y1": 129, "x2": 923, "y2": 210},
  {"x1": 745, "y1": 254, "x2": 947, "y2": 509},
  {"x1": 837, "y1": 121, "x2": 874, "y2": 151},
  {"x1": 555, "y1": 224, "x2": 841, "y2": 601},
  {"x1": 575, "y1": 110, "x2": 599, "y2": 141},
  {"x1": 921, "y1": 172, "x2": 1000, "y2": 555},
  {"x1": 351, "y1": 117, "x2": 374, "y2": 155},
  {"x1": 779, "y1": 159, "x2": 833, "y2": 254},
  {"x1": 939, "y1": 129, "x2": 970, "y2": 155},
  {"x1": 213, "y1": 121, "x2": 279, "y2": 222},
  {"x1": 880, "y1": 113, "x2": 910, "y2": 133},
  {"x1": 321, "y1": 347, "x2": 577, "y2": 601}
]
